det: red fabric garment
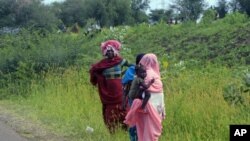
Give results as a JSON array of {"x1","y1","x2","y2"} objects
[
  {"x1": 90, "y1": 56, "x2": 122, "y2": 85},
  {"x1": 89, "y1": 56, "x2": 123, "y2": 104},
  {"x1": 103, "y1": 103, "x2": 127, "y2": 133},
  {"x1": 90, "y1": 56, "x2": 127, "y2": 132}
]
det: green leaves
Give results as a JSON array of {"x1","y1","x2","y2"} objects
[
  {"x1": 223, "y1": 70, "x2": 250, "y2": 106},
  {"x1": 223, "y1": 83, "x2": 245, "y2": 106}
]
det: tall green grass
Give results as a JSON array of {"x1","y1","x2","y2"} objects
[
  {"x1": 1, "y1": 12, "x2": 249, "y2": 141},
  {"x1": 2, "y1": 66, "x2": 248, "y2": 141}
]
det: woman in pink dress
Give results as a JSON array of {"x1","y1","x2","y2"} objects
[{"x1": 124, "y1": 53, "x2": 165, "y2": 141}]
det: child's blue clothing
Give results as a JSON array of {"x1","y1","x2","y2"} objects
[{"x1": 122, "y1": 65, "x2": 135, "y2": 84}]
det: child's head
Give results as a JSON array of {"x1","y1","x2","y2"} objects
[
  {"x1": 135, "y1": 53, "x2": 145, "y2": 65},
  {"x1": 135, "y1": 64, "x2": 147, "y2": 79}
]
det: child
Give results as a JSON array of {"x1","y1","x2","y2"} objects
[
  {"x1": 121, "y1": 54, "x2": 145, "y2": 141},
  {"x1": 122, "y1": 54, "x2": 145, "y2": 110},
  {"x1": 128, "y1": 64, "x2": 154, "y2": 109}
]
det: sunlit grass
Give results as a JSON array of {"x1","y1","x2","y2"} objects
[
  {"x1": 1, "y1": 66, "x2": 249, "y2": 141},
  {"x1": 23, "y1": 69, "x2": 129, "y2": 140},
  {"x1": 163, "y1": 66, "x2": 249, "y2": 141}
]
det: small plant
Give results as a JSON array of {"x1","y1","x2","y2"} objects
[
  {"x1": 223, "y1": 83, "x2": 245, "y2": 106},
  {"x1": 223, "y1": 72, "x2": 250, "y2": 106},
  {"x1": 243, "y1": 73, "x2": 250, "y2": 92}
]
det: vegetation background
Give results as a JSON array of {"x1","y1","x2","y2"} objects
[{"x1": 0, "y1": 0, "x2": 249, "y2": 141}]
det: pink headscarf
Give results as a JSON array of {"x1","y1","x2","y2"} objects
[
  {"x1": 139, "y1": 53, "x2": 163, "y2": 93},
  {"x1": 139, "y1": 53, "x2": 160, "y2": 76},
  {"x1": 100, "y1": 40, "x2": 121, "y2": 56}
]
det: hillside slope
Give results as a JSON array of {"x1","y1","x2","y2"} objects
[{"x1": 119, "y1": 20, "x2": 250, "y2": 67}]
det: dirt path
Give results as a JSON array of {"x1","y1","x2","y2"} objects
[
  {"x1": 0, "y1": 120, "x2": 27, "y2": 141},
  {"x1": 0, "y1": 103, "x2": 68, "y2": 141}
]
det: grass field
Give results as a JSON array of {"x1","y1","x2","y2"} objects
[
  {"x1": 1, "y1": 13, "x2": 249, "y2": 140},
  {"x1": 1, "y1": 65, "x2": 249, "y2": 141}
]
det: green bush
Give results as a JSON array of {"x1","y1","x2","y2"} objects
[
  {"x1": 223, "y1": 83, "x2": 245, "y2": 106},
  {"x1": 222, "y1": 12, "x2": 249, "y2": 25},
  {"x1": 200, "y1": 9, "x2": 217, "y2": 25},
  {"x1": 223, "y1": 71, "x2": 250, "y2": 106}
]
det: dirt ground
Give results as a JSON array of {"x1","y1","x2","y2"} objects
[{"x1": 0, "y1": 103, "x2": 69, "y2": 141}]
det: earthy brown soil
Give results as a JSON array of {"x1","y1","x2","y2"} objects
[{"x1": 0, "y1": 103, "x2": 69, "y2": 141}]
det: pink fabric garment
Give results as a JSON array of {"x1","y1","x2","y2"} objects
[
  {"x1": 124, "y1": 99, "x2": 162, "y2": 141},
  {"x1": 139, "y1": 53, "x2": 160, "y2": 76},
  {"x1": 139, "y1": 53, "x2": 163, "y2": 92},
  {"x1": 100, "y1": 40, "x2": 121, "y2": 56}
]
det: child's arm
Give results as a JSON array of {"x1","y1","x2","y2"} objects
[{"x1": 139, "y1": 78, "x2": 155, "y2": 90}]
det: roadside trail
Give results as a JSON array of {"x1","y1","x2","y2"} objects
[
  {"x1": 0, "y1": 103, "x2": 68, "y2": 141},
  {"x1": 0, "y1": 121, "x2": 27, "y2": 141}
]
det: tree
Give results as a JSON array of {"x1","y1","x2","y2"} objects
[
  {"x1": 0, "y1": 0, "x2": 17, "y2": 27},
  {"x1": 59, "y1": 0, "x2": 87, "y2": 26},
  {"x1": 131, "y1": 0, "x2": 150, "y2": 11},
  {"x1": 102, "y1": 0, "x2": 132, "y2": 26},
  {"x1": 237, "y1": 0, "x2": 250, "y2": 16},
  {"x1": 84, "y1": 0, "x2": 107, "y2": 27},
  {"x1": 0, "y1": 0, "x2": 59, "y2": 31},
  {"x1": 131, "y1": 0, "x2": 150, "y2": 23},
  {"x1": 170, "y1": 0, "x2": 207, "y2": 21},
  {"x1": 215, "y1": 0, "x2": 228, "y2": 18},
  {"x1": 149, "y1": 9, "x2": 174, "y2": 23},
  {"x1": 228, "y1": 0, "x2": 250, "y2": 16},
  {"x1": 16, "y1": 0, "x2": 59, "y2": 30},
  {"x1": 229, "y1": 0, "x2": 241, "y2": 12},
  {"x1": 59, "y1": 0, "x2": 133, "y2": 27},
  {"x1": 149, "y1": 9, "x2": 166, "y2": 22},
  {"x1": 200, "y1": 9, "x2": 217, "y2": 24}
]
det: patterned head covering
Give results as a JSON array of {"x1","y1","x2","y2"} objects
[{"x1": 100, "y1": 40, "x2": 121, "y2": 56}]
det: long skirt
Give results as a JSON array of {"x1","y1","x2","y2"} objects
[{"x1": 102, "y1": 103, "x2": 127, "y2": 133}]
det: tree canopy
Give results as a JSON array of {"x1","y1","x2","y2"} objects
[{"x1": 0, "y1": 0, "x2": 250, "y2": 31}]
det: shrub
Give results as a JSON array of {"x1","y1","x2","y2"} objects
[
  {"x1": 200, "y1": 9, "x2": 217, "y2": 25},
  {"x1": 223, "y1": 72, "x2": 250, "y2": 106},
  {"x1": 222, "y1": 12, "x2": 249, "y2": 24}
]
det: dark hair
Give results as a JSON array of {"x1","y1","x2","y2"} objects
[{"x1": 136, "y1": 53, "x2": 145, "y2": 65}]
